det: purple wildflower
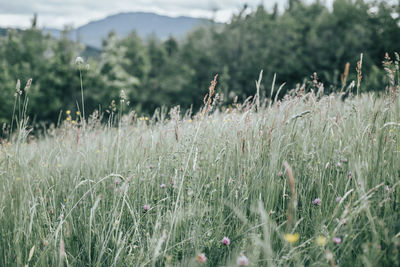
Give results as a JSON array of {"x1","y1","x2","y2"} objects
[
  {"x1": 312, "y1": 198, "x2": 322, "y2": 206},
  {"x1": 160, "y1": 183, "x2": 166, "y2": 189},
  {"x1": 222, "y1": 237, "x2": 230, "y2": 246}
]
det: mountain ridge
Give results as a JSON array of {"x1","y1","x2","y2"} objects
[{"x1": 42, "y1": 12, "x2": 213, "y2": 49}]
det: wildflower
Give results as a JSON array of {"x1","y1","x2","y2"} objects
[
  {"x1": 139, "y1": 117, "x2": 144, "y2": 121},
  {"x1": 312, "y1": 198, "x2": 321, "y2": 206},
  {"x1": 71, "y1": 120, "x2": 76, "y2": 124},
  {"x1": 115, "y1": 178, "x2": 121, "y2": 185},
  {"x1": 143, "y1": 205, "x2": 150, "y2": 211},
  {"x1": 284, "y1": 233, "x2": 299, "y2": 243},
  {"x1": 316, "y1": 236, "x2": 327, "y2": 246},
  {"x1": 222, "y1": 237, "x2": 230, "y2": 246},
  {"x1": 278, "y1": 171, "x2": 284, "y2": 177},
  {"x1": 145, "y1": 116, "x2": 149, "y2": 121},
  {"x1": 333, "y1": 237, "x2": 342, "y2": 244},
  {"x1": 337, "y1": 162, "x2": 342, "y2": 167},
  {"x1": 160, "y1": 183, "x2": 166, "y2": 189},
  {"x1": 76, "y1": 111, "x2": 80, "y2": 116},
  {"x1": 66, "y1": 110, "x2": 71, "y2": 115},
  {"x1": 237, "y1": 254, "x2": 249, "y2": 266},
  {"x1": 336, "y1": 196, "x2": 342, "y2": 203},
  {"x1": 384, "y1": 185, "x2": 390, "y2": 191},
  {"x1": 348, "y1": 171, "x2": 353, "y2": 179},
  {"x1": 197, "y1": 253, "x2": 207, "y2": 263},
  {"x1": 188, "y1": 119, "x2": 192, "y2": 123},
  {"x1": 75, "y1": 56, "x2": 84, "y2": 65},
  {"x1": 66, "y1": 116, "x2": 71, "y2": 121},
  {"x1": 325, "y1": 250, "x2": 333, "y2": 260}
]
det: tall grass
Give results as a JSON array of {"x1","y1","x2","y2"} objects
[{"x1": 0, "y1": 82, "x2": 399, "y2": 266}]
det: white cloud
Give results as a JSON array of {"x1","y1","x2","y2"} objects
[{"x1": 0, "y1": 0, "x2": 282, "y2": 29}]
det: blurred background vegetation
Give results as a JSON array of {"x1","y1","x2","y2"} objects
[{"x1": 0, "y1": 0, "x2": 399, "y2": 126}]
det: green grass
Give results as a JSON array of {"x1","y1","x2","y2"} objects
[{"x1": 0, "y1": 92, "x2": 399, "y2": 266}]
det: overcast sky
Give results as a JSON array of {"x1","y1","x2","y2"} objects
[
  {"x1": 0, "y1": 0, "x2": 337, "y2": 29},
  {"x1": 0, "y1": 0, "x2": 289, "y2": 29}
]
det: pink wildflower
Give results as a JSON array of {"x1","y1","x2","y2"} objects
[
  {"x1": 312, "y1": 198, "x2": 321, "y2": 206},
  {"x1": 237, "y1": 255, "x2": 249, "y2": 266},
  {"x1": 222, "y1": 237, "x2": 230, "y2": 246},
  {"x1": 143, "y1": 205, "x2": 150, "y2": 211},
  {"x1": 197, "y1": 253, "x2": 207, "y2": 263},
  {"x1": 333, "y1": 237, "x2": 342, "y2": 244}
]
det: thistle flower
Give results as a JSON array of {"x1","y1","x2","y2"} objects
[
  {"x1": 312, "y1": 198, "x2": 321, "y2": 206},
  {"x1": 237, "y1": 254, "x2": 249, "y2": 266},
  {"x1": 197, "y1": 253, "x2": 207, "y2": 263},
  {"x1": 333, "y1": 237, "x2": 342, "y2": 244},
  {"x1": 284, "y1": 233, "x2": 299, "y2": 243},
  {"x1": 143, "y1": 205, "x2": 150, "y2": 211},
  {"x1": 316, "y1": 236, "x2": 327, "y2": 246},
  {"x1": 160, "y1": 183, "x2": 166, "y2": 189},
  {"x1": 115, "y1": 178, "x2": 121, "y2": 185},
  {"x1": 222, "y1": 237, "x2": 230, "y2": 246}
]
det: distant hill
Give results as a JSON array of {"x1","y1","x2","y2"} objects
[{"x1": 43, "y1": 12, "x2": 212, "y2": 49}]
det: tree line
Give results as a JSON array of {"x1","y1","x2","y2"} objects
[{"x1": 0, "y1": 0, "x2": 399, "y2": 126}]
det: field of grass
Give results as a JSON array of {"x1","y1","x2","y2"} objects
[{"x1": 0, "y1": 90, "x2": 399, "y2": 266}]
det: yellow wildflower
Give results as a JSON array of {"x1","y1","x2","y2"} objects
[
  {"x1": 71, "y1": 120, "x2": 76, "y2": 124},
  {"x1": 66, "y1": 110, "x2": 71, "y2": 115},
  {"x1": 66, "y1": 117, "x2": 71, "y2": 121},
  {"x1": 139, "y1": 117, "x2": 144, "y2": 121},
  {"x1": 145, "y1": 116, "x2": 149, "y2": 121},
  {"x1": 188, "y1": 119, "x2": 192, "y2": 123},
  {"x1": 284, "y1": 233, "x2": 299, "y2": 243},
  {"x1": 316, "y1": 236, "x2": 327, "y2": 246},
  {"x1": 76, "y1": 111, "x2": 80, "y2": 116}
]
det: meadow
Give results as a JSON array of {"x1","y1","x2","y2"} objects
[{"x1": 0, "y1": 81, "x2": 399, "y2": 266}]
